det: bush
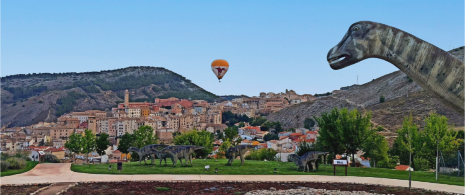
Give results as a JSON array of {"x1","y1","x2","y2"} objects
[
  {"x1": 43, "y1": 154, "x2": 61, "y2": 163},
  {"x1": 6, "y1": 157, "x2": 27, "y2": 169},
  {"x1": 1, "y1": 152, "x2": 10, "y2": 160},
  {"x1": 1, "y1": 161, "x2": 10, "y2": 172},
  {"x1": 379, "y1": 95, "x2": 385, "y2": 103},
  {"x1": 245, "y1": 149, "x2": 277, "y2": 161}
]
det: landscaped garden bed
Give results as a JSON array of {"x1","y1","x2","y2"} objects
[
  {"x1": 61, "y1": 181, "x2": 455, "y2": 195},
  {"x1": 0, "y1": 184, "x2": 50, "y2": 195},
  {"x1": 71, "y1": 159, "x2": 465, "y2": 186},
  {"x1": 1, "y1": 161, "x2": 38, "y2": 177}
]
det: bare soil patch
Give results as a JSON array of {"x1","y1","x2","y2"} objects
[
  {"x1": 1, "y1": 184, "x2": 49, "y2": 195},
  {"x1": 61, "y1": 181, "x2": 454, "y2": 195}
]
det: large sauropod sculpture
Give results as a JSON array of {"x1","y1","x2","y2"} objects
[
  {"x1": 127, "y1": 144, "x2": 167, "y2": 165},
  {"x1": 327, "y1": 21, "x2": 464, "y2": 115},
  {"x1": 225, "y1": 145, "x2": 255, "y2": 166}
]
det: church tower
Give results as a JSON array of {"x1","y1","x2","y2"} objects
[{"x1": 124, "y1": 89, "x2": 129, "y2": 107}]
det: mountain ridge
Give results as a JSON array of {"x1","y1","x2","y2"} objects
[{"x1": 1, "y1": 66, "x2": 223, "y2": 128}]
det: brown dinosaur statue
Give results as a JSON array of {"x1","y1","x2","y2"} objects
[{"x1": 327, "y1": 21, "x2": 464, "y2": 115}]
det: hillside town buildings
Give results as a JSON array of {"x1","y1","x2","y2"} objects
[{"x1": 1, "y1": 89, "x2": 322, "y2": 163}]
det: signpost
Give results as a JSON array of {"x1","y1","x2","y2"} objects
[{"x1": 333, "y1": 159, "x2": 348, "y2": 176}]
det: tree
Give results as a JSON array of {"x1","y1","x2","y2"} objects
[
  {"x1": 132, "y1": 126, "x2": 158, "y2": 149},
  {"x1": 395, "y1": 115, "x2": 421, "y2": 170},
  {"x1": 379, "y1": 95, "x2": 385, "y2": 103},
  {"x1": 173, "y1": 129, "x2": 214, "y2": 158},
  {"x1": 264, "y1": 134, "x2": 279, "y2": 141},
  {"x1": 422, "y1": 112, "x2": 457, "y2": 171},
  {"x1": 336, "y1": 108, "x2": 372, "y2": 167},
  {"x1": 238, "y1": 122, "x2": 245, "y2": 128},
  {"x1": 65, "y1": 133, "x2": 83, "y2": 163},
  {"x1": 363, "y1": 129, "x2": 389, "y2": 168},
  {"x1": 217, "y1": 138, "x2": 231, "y2": 159},
  {"x1": 314, "y1": 108, "x2": 345, "y2": 159},
  {"x1": 38, "y1": 139, "x2": 45, "y2": 146},
  {"x1": 304, "y1": 118, "x2": 315, "y2": 129},
  {"x1": 95, "y1": 133, "x2": 110, "y2": 163},
  {"x1": 223, "y1": 127, "x2": 239, "y2": 144},
  {"x1": 118, "y1": 132, "x2": 134, "y2": 156},
  {"x1": 81, "y1": 129, "x2": 97, "y2": 164}
]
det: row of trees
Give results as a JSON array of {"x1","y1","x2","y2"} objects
[
  {"x1": 315, "y1": 107, "x2": 463, "y2": 170},
  {"x1": 65, "y1": 129, "x2": 109, "y2": 164},
  {"x1": 389, "y1": 113, "x2": 463, "y2": 171}
]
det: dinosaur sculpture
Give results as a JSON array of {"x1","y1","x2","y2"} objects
[
  {"x1": 127, "y1": 144, "x2": 167, "y2": 165},
  {"x1": 163, "y1": 146, "x2": 204, "y2": 167},
  {"x1": 288, "y1": 151, "x2": 328, "y2": 172},
  {"x1": 225, "y1": 145, "x2": 255, "y2": 166},
  {"x1": 151, "y1": 145, "x2": 185, "y2": 166},
  {"x1": 327, "y1": 21, "x2": 464, "y2": 115}
]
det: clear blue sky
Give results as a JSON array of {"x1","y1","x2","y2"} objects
[{"x1": 2, "y1": 1, "x2": 463, "y2": 96}]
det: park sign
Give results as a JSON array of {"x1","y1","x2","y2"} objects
[
  {"x1": 333, "y1": 159, "x2": 348, "y2": 166},
  {"x1": 332, "y1": 159, "x2": 348, "y2": 176}
]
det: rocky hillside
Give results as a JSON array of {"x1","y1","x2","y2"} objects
[
  {"x1": 267, "y1": 47, "x2": 465, "y2": 134},
  {"x1": 1, "y1": 66, "x2": 222, "y2": 128}
]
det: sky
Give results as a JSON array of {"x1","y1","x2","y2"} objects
[{"x1": 2, "y1": 1, "x2": 464, "y2": 97}]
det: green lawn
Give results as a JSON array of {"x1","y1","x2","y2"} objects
[
  {"x1": 71, "y1": 159, "x2": 464, "y2": 186},
  {"x1": 1, "y1": 161, "x2": 38, "y2": 177}
]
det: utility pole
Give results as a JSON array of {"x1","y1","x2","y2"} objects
[
  {"x1": 436, "y1": 140, "x2": 438, "y2": 181},
  {"x1": 407, "y1": 130, "x2": 412, "y2": 190}
]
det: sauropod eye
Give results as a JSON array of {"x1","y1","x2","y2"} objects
[{"x1": 353, "y1": 26, "x2": 360, "y2": 31}]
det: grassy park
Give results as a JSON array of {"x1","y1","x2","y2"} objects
[
  {"x1": 1, "y1": 161, "x2": 38, "y2": 177},
  {"x1": 71, "y1": 159, "x2": 464, "y2": 186}
]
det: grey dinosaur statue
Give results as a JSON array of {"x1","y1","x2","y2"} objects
[
  {"x1": 151, "y1": 145, "x2": 185, "y2": 166},
  {"x1": 288, "y1": 151, "x2": 328, "y2": 172},
  {"x1": 225, "y1": 145, "x2": 255, "y2": 166},
  {"x1": 163, "y1": 146, "x2": 205, "y2": 167},
  {"x1": 127, "y1": 144, "x2": 167, "y2": 165},
  {"x1": 327, "y1": 21, "x2": 464, "y2": 115}
]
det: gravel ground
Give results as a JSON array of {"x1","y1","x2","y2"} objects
[
  {"x1": 246, "y1": 187, "x2": 383, "y2": 195},
  {"x1": 60, "y1": 181, "x2": 457, "y2": 195}
]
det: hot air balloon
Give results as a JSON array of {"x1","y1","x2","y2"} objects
[{"x1": 211, "y1": 59, "x2": 229, "y2": 82}]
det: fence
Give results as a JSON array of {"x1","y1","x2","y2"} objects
[{"x1": 439, "y1": 151, "x2": 464, "y2": 177}]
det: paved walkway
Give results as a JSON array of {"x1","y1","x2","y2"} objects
[{"x1": 1, "y1": 163, "x2": 464, "y2": 194}]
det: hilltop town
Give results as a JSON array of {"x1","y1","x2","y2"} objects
[{"x1": 1, "y1": 88, "x2": 320, "y2": 162}]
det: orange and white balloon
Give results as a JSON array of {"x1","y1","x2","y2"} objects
[{"x1": 211, "y1": 59, "x2": 229, "y2": 82}]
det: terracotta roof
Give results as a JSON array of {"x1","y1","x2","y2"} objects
[
  {"x1": 395, "y1": 165, "x2": 411, "y2": 171},
  {"x1": 113, "y1": 150, "x2": 122, "y2": 153},
  {"x1": 45, "y1": 148, "x2": 64, "y2": 152},
  {"x1": 279, "y1": 136, "x2": 288, "y2": 140},
  {"x1": 306, "y1": 131, "x2": 318, "y2": 134},
  {"x1": 289, "y1": 133, "x2": 303, "y2": 136}
]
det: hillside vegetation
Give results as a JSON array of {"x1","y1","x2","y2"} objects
[{"x1": 1, "y1": 66, "x2": 221, "y2": 127}]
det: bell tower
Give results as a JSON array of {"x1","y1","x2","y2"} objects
[{"x1": 124, "y1": 89, "x2": 129, "y2": 107}]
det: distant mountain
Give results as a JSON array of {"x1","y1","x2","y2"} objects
[
  {"x1": 1, "y1": 66, "x2": 222, "y2": 127},
  {"x1": 220, "y1": 95, "x2": 250, "y2": 101},
  {"x1": 266, "y1": 47, "x2": 465, "y2": 139}
]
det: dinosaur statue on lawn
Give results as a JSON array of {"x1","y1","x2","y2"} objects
[
  {"x1": 288, "y1": 151, "x2": 328, "y2": 172},
  {"x1": 164, "y1": 146, "x2": 204, "y2": 167},
  {"x1": 225, "y1": 145, "x2": 255, "y2": 166},
  {"x1": 327, "y1": 21, "x2": 464, "y2": 115},
  {"x1": 151, "y1": 145, "x2": 185, "y2": 166},
  {"x1": 127, "y1": 144, "x2": 167, "y2": 165}
]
